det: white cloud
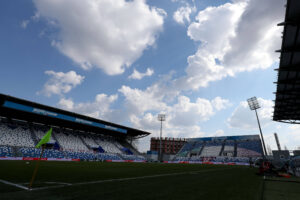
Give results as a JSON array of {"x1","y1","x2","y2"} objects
[
  {"x1": 58, "y1": 98, "x2": 74, "y2": 110},
  {"x1": 118, "y1": 0, "x2": 283, "y2": 102},
  {"x1": 227, "y1": 98, "x2": 273, "y2": 130},
  {"x1": 169, "y1": 96, "x2": 214, "y2": 126},
  {"x1": 58, "y1": 93, "x2": 118, "y2": 119},
  {"x1": 285, "y1": 125, "x2": 300, "y2": 150},
  {"x1": 223, "y1": 0, "x2": 283, "y2": 70},
  {"x1": 33, "y1": 0, "x2": 165, "y2": 75},
  {"x1": 214, "y1": 129, "x2": 225, "y2": 137},
  {"x1": 128, "y1": 68, "x2": 154, "y2": 80},
  {"x1": 128, "y1": 0, "x2": 283, "y2": 151},
  {"x1": 212, "y1": 96, "x2": 232, "y2": 111},
  {"x1": 225, "y1": 99, "x2": 300, "y2": 151},
  {"x1": 261, "y1": 124, "x2": 300, "y2": 152},
  {"x1": 118, "y1": 85, "x2": 168, "y2": 116},
  {"x1": 173, "y1": 0, "x2": 284, "y2": 90},
  {"x1": 56, "y1": 84, "x2": 230, "y2": 152},
  {"x1": 40, "y1": 70, "x2": 84, "y2": 97},
  {"x1": 49, "y1": 0, "x2": 285, "y2": 152},
  {"x1": 173, "y1": 5, "x2": 196, "y2": 25},
  {"x1": 21, "y1": 20, "x2": 30, "y2": 29},
  {"x1": 119, "y1": 87, "x2": 230, "y2": 151},
  {"x1": 131, "y1": 95, "x2": 229, "y2": 129}
]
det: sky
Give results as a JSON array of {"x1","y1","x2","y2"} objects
[{"x1": 0, "y1": 0, "x2": 299, "y2": 153}]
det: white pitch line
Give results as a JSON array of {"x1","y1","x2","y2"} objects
[
  {"x1": 31, "y1": 168, "x2": 231, "y2": 191},
  {"x1": 0, "y1": 179, "x2": 29, "y2": 190},
  {"x1": 45, "y1": 181, "x2": 72, "y2": 186}
]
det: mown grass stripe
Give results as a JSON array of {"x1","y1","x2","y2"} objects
[{"x1": 31, "y1": 168, "x2": 230, "y2": 191}]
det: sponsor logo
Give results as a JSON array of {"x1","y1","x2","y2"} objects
[
  {"x1": 75, "y1": 118, "x2": 93, "y2": 125},
  {"x1": 33, "y1": 108, "x2": 58, "y2": 117},
  {"x1": 104, "y1": 125, "x2": 118, "y2": 131}
]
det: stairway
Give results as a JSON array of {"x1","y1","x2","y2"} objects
[
  {"x1": 12, "y1": 146, "x2": 22, "y2": 157},
  {"x1": 121, "y1": 141, "x2": 140, "y2": 155},
  {"x1": 79, "y1": 136, "x2": 91, "y2": 150},
  {"x1": 173, "y1": 142, "x2": 188, "y2": 161},
  {"x1": 219, "y1": 140, "x2": 226, "y2": 156},
  {"x1": 234, "y1": 141, "x2": 238, "y2": 157},
  {"x1": 51, "y1": 131, "x2": 61, "y2": 149},
  {"x1": 29, "y1": 126, "x2": 38, "y2": 145},
  {"x1": 198, "y1": 144, "x2": 205, "y2": 156},
  {"x1": 188, "y1": 142, "x2": 197, "y2": 160}
]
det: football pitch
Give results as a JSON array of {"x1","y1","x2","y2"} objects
[{"x1": 0, "y1": 161, "x2": 299, "y2": 200}]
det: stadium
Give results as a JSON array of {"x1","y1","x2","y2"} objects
[
  {"x1": 0, "y1": 94, "x2": 291, "y2": 200},
  {"x1": 1, "y1": 0, "x2": 300, "y2": 200}
]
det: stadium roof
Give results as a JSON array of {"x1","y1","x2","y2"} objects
[
  {"x1": 273, "y1": 0, "x2": 300, "y2": 124},
  {"x1": 0, "y1": 94, "x2": 150, "y2": 139}
]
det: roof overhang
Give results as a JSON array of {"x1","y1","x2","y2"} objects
[
  {"x1": 273, "y1": 0, "x2": 300, "y2": 124},
  {"x1": 0, "y1": 94, "x2": 150, "y2": 139}
]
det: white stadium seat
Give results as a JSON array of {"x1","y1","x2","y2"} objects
[{"x1": 0, "y1": 124, "x2": 35, "y2": 147}]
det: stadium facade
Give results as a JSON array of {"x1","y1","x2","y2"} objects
[
  {"x1": 150, "y1": 137, "x2": 186, "y2": 155},
  {"x1": 0, "y1": 94, "x2": 150, "y2": 162}
]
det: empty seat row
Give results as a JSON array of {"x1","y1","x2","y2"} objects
[
  {"x1": 55, "y1": 132, "x2": 90, "y2": 152},
  {"x1": 0, "y1": 146, "x2": 13, "y2": 157},
  {"x1": 95, "y1": 138, "x2": 122, "y2": 154},
  {"x1": 0, "y1": 125, "x2": 35, "y2": 147}
]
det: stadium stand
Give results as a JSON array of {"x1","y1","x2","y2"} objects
[
  {"x1": 121, "y1": 154, "x2": 145, "y2": 161},
  {"x1": 190, "y1": 141, "x2": 203, "y2": 155},
  {"x1": 95, "y1": 138, "x2": 122, "y2": 154},
  {"x1": 0, "y1": 94, "x2": 148, "y2": 162},
  {"x1": 0, "y1": 118, "x2": 145, "y2": 161},
  {"x1": 55, "y1": 131, "x2": 90, "y2": 152},
  {"x1": 200, "y1": 142, "x2": 222, "y2": 157},
  {"x1": 0, "y1": 123, "x2": 35, "y2": 147},
  {"x1": 34, "y1": 129, "x2": 56, "y2": 144},
  {"x1": 20, "y1": 147, "x2": 65, "y2": 159},
  {"x1": 176, "y1": 142, "x2": 194, "y2": 157},
  {"x1": 97, "y1": 153, "x2": 122, "y2": 161},
  {"x1": 0, "y1": 146, "x2": 13, "y2": 157},
  {"x1": 237, "y1": 140, "x2": 262, "y2": 157},
  {"x1": 173, "y1": 135, "x2": 263, "y2": 163},
  {"x1": 223, "y1": 141, "x2": 235, "y2": 152},
  {"x1": 81, "y1": 135, "x2": 99, "y2": 148}
]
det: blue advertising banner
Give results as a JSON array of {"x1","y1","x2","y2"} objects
[
  {"x1": 3, "y1": 101, "x2": 127, "y2": 134},
  {"x1": 190, "y1": 135, "x2": 260, "y2": 142}
]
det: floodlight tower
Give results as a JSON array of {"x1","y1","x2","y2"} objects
[
  {"x1": 158, "y1": 114, "x2": 166, "y2": 162},
  {"x1": 247, "y1": 97, "x2": 267, "y2": 157},
  {"x1": 274, "y1": 133, "x2": 281, "y2": 151}
]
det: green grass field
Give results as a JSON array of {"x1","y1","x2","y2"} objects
[{"x1": 0, "y1": 161, "x2": 299, "y2": 200}]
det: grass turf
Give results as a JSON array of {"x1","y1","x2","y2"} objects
[
  {"x1": 0, "y1": 160, "x2": 297, "y2": 200},
  {"x1": 263, "y1": 177, "x2": 300, "y2": 200}
]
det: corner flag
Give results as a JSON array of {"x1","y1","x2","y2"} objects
[{"x1": 35, "y1": 128, "x2": 52, "y2": 148}]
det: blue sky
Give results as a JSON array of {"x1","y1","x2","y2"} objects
[{"x1": 0, "y1": 0, "x2": 299, "y2": 152}]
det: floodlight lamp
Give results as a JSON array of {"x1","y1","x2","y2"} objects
[
  {"x1": 247, "y1": 97, "x2": 260, "y2": 110},
  {"x1": 158, "y1": 114, "x2": 166, "y2": 121}
]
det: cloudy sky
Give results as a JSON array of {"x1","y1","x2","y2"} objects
[{"x1": 1, "y1": 0, "x2": 299, "y2": 152}]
